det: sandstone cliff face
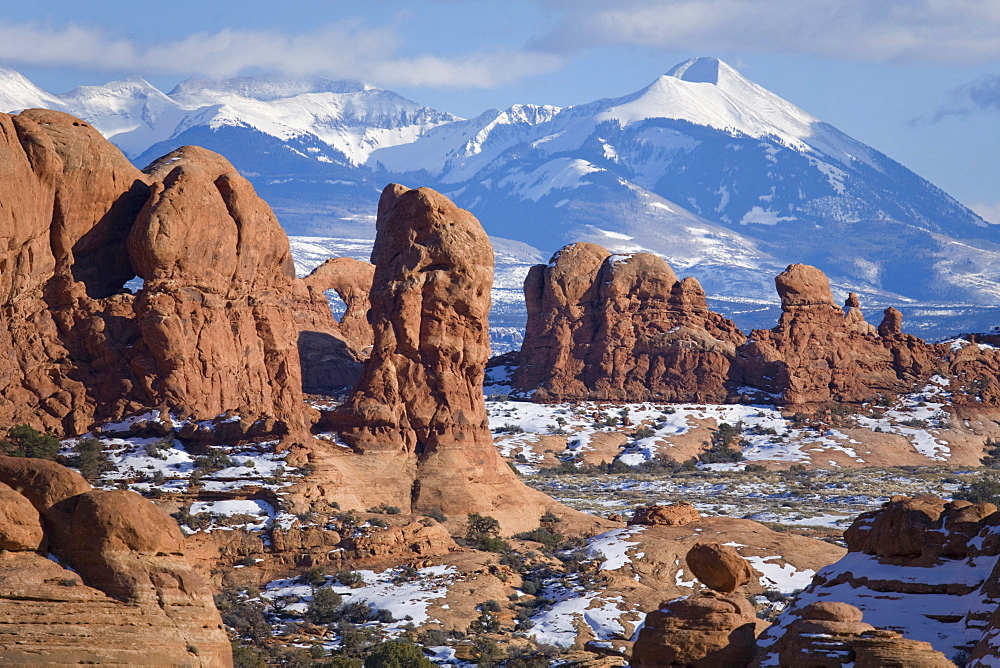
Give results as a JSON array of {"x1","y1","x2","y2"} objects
[
  {"x1": 515, "y1": 256, "x2": 999, "y2": 411},
  {"x1": 320, "y1": 184, "x2": 557, "y2": 528},
  {"x1": 515, "y1": 243, "x2": 746, "y2": 403},
  {"x1": 0, "y1": 456, "x2": 230, "y2": 666},
  {"x1": 0, "y1": 109, "x2": 309, "y2": 435},
  {"x1": 755, "y1": 494, "x2": 1000, "y2": 665}
]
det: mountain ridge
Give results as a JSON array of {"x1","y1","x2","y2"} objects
[{"x1": 3, "y1": 58, "x2": 999, "y2": 336}]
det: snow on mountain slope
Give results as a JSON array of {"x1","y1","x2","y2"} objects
[
  {"x1": 0, "y1": 66, "x2": 67, "y2": 114},
  {"x1": 60, "y1": 77, "x2": 190, "y2": 159},
  {"x1": 2, "y1": 58, "x2": 999, "y2": 318}
]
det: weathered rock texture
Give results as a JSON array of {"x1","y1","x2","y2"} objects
[
  {"x1": 0, "y1": 456, "x2": 230, "y2": 666},
  {"x1": 686, "y1": 542, "x2": 756, "y2": 593},
  {"x1": 738, "y1": 264, "x2": 940, "y2": 408},
  {"x1": 629, "y1": 502, "x2": 701, "y2": 527},
  {"x1": 0, "y1": 109, "x2": 310, "y2": 435},
  {"x1": 755, "y1": 494, "x2": 1000, "y2": 665},
  {"x1": 294, "y1": 256, "x2": 374, "y2": 393},
  {"x1": 324, "y1": 184, "x2": 555, "y2": 527},
  {"x1": 516, "y1": 255, "x2": 1000, "y2": 411},
  {"x1": 755, "y1": 601, "x2": 952, "y2": 667},
  {"x1": 631, "y1": 592, "x2": 759, "y2": 667},
  {"x1": 515, "y1": 243, "x2": 746, "y2": 403}
]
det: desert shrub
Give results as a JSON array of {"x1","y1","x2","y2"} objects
[
  {"x1": 955, "y1": 474, "x2": 1000, "y2": 505},
  {"x1": 335, "y1": 570, "x2": 365, "y2": 587},
  {"x1": 514, "y1": 527, "x2": 564, "y2": 552},
  {"x1": 699, "y1": 422, "x2": 745, "y2": 463},
  {"x1": 392, "y1": 565, "x2": 419, "y2": 584},
  {"x1": 480, "y1": 599, "x2": 502, "y2": 613},
  {"x1": 744, "y1": 463, "x2": 767, "y2": 473},
  {"x1": 67, "y1": 437, "x2": 115, "y2": 481},
  {"x1": 363, "y1": 641, "x2": 433, "y2": 667},
  {"x1": 981, "y1": 439, "x2": 1000, "y2": 468},
  {"x1": 467, "y1": 513, "x2": 505, "y2": 551},
  {"x1": 423, "y1": 507, "x2": 447, "y2": 523},
  {"x1": 468, "y1": 610, "x2": 501, "y2": 634},
  {"x1": 369, "y1": 517, "x2": 388, "y2": 528},
  {"x1": 297, "y1": 567, "x2": 327, "y2": 587},
  {"x1": 471, "y1": 636, "x2": 504, "y2": 667},
  {"x1": 368, "y1": 503, "x2": 402, "y2": 515},
  {"x1": 144, "y1": 437, "x2": 173, "y2": 460},
  {"x1": 231, "y1": 643, "x2": 267, "y2": 668},
  {"x1": 632, "y1": 425, "x2": 655, "y2": 440},
  {"x1": 306, "y1": 588, "x2": 344, "y2": 624},
  {"x1": 0, "y1": 425, "x2": 60, "y2": 460},
  {"x1": 494, "y1": 423, "x2": 525, "y2": 435},
  {"x1": 192, "y1": 448, "x2": 235, "y2": 474}
]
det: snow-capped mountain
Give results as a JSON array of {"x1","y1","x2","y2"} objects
[{"x1": 4, "y1": 57, "x2": 1000, "y2": 338}]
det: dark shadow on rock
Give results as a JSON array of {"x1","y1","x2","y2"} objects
[{"x1": 297, "y1": 330, "x2": 362, "y2": 395}]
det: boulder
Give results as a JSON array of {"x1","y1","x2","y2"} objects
[
  {"x1": 629, "y1": 503, "x2": 701, "y2": 527},
  {"x1": 0, "y1": 457, "x2": 229, "y2": 665},
  {"x1": 0, "y1": 481, "x2": 45, "y2": 551},
  {"x1": 685, "y1": 542, "x2": 756, "y2": 593},
  {"x1": 632, "y1": 592, "x2": 758, "y2": 667}
]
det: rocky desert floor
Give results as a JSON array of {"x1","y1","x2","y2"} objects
[{"x1": 50, "y1": 384, "x2": 1000, "y2": 665}]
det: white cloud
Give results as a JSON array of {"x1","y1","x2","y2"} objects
[
  {"x1": 531, "y1": 0, "x2": 1000, "y2": 64},
  {"x1": 0, "y1": 20, "x2": 562, "y2": 88}
]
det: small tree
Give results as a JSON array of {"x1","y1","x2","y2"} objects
[
  {"x1": 0, "y1": 425, "x2": 60, "y2": 460},
  {"x1": 68, "y1": 437, "x2": 114, "y2": 481},
  {"x1": 955, "y1": 474, "x2": 1000, "y2": 505},
  {"x1": 363, "y1": 641, "x2": 433, "y2": 667},
  {"x1": 305, "y1": 588, "x2": 343, "y2": 625}
]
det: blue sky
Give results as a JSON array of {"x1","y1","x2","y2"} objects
[{"x1": 3, "y1": 0, "x2": 999, "y2": 221}]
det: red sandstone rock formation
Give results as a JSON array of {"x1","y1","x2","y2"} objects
[
  {"x1": 631, "y1": 591, "x2": 759, "y2": 667},
  {"x1": 756, "y1": 601, "x2": 952, "y2": 667},
  {"x1": 738, "y1": 264, "x2": 940, "y2": 407},
  {"x1": 0, "y1": 109, "x2": 310, "y2": 435},
  {"x1": 294, "y1": 257, "x2": 375, "y2": 393},
  {"x1": 756, "y1": 494, "x2": 1000, "y2": 664},
  {"x1": 325, "y1": 184, "x2": 555, "y2": 526},
  {"x1": 515, "y1": 243, "x2": 746, "y2": 402},
  {"x1": 0, "y1": 456, "x2": 230, "y2": 665}
]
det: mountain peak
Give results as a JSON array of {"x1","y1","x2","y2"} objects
[{"x1": 666, "y1": 57, "x2": 726, "y2": 84}]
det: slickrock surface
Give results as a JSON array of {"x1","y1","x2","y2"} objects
[
  {"x1": 0, "y1": 109, "x2": 309, "y2": 435},
  {"x1": 318, "y1": 184, "x2": 567, "y2": 531},
  {"x1": 0, "y1": 456, "x2": 230, "y2": 666},
  {"x1": 755, "y1": 494, "x2": 1000, "y2": 665},
  {"x1": 515, "y1": 244, "x2": 746, "y2": 403},
  {"x1": 294, "y1": 256, "x2": 374, "y2": 393},
  {"x1": 632, "y1": 592, "x2": 760, "y2": 667}
]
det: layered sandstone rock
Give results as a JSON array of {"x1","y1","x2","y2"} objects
[
  {"x1": 294, "y1": 257, "x2": 374, "y2": 393},
  {"x1": 756, "y1": 494, "x2": 1000, "y2": 664},
  {"x1": 514, "y1": 243, "x2": 746, "y2": 402},
  {"x1": 0, "y1": 109, "x2": 308, "y2": 435},
  {"x1": 631, "y1": 592, "x2": 759, "y2": 667},
  {"x1": 756, "y1": 601, "x2": 952, "y2": 667},
  {"x1": 324, "y1": 185, "x2": 555, "y2": 528},
  {"x1": 0, "y1": 456, "x2": 230, "y2": 666}
]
